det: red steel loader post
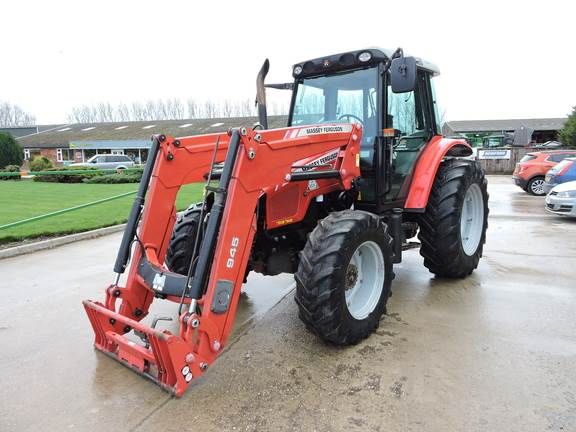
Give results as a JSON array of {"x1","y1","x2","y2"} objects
[{"x1": 83, "y1": 48, "x2": 489, "y2": 396}]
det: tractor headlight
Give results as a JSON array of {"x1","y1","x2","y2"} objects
[
  {"x1": 358, "y1": 51, "x2": 372, "y2": 62},
  {"x1": 293, "y1": 65, "x2": 303, "y2": 76},
  {"x1": 557, "y1": 190, "x2": 576, "y2": 198}
]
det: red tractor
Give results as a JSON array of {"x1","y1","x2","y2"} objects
[{"x1": 83, "y1": 47, "x2": 489, "y2": 396}]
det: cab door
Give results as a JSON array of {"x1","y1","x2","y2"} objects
[{"x1": 383, "y1": 70, "x2": 437, "y2": 205}]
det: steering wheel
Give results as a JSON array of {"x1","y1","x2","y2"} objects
[{"x1": 338, "y1": 114, "x2": 364, "y2": 126}]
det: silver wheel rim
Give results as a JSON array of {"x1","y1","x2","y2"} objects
[
  {"x1": 460, "y1": 183, "x2": 484, "y2": 256},
  {"x1": 530, "y1": 178, "x2": 544, "y2": 195},
  {"x1": 345, "y1": 240, "x2": 385, "y2": 320}
]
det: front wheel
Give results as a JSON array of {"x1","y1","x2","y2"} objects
[
  {"x1": 527, "y1": 176, "x2": 545, "y2": 196},
  {"x1": 165, "y1": 203, "x2": 203, "y2": 275},
  {"x1": 294, "y1": 210, "x2": 394, "y2": 345},
  {"x1": 418, "y1": 159, "x2": 489, "y2": 278}
]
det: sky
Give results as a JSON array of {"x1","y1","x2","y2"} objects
[{"x1": 2, "y1": 0, "x2": 575, "y2": 124}]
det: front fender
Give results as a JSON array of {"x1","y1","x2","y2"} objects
[{"x1": 404, "y1": 136, "x2": 473, "y2": 210}]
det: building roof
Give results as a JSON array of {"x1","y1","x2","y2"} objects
[
  {"x1": 0, "y1": 125, "x2": 65, "y2": 138},
  {"x1": 445, "y1": 118, "x2": 566, "y2": 133},
  {"x1": 17, "y1": 116, "x2": 289, "y2": 149}
]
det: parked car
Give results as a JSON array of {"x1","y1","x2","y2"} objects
[
  {"x1": 70, "y1": 154, "x2": 135, "y2": 170},
  {"x1": 545, "y1": 180, "x2": 576, "y2": 217},
  {"x1": 534, "y1": 140, "x2": 563, "y2": 149},
  {"x1": 512, "y1": 150, "x2": 576, "y2": 196},
  {"x1": 543, "y1": 157, "x2": 576, "y2": 194}
]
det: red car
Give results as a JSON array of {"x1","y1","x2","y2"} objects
[{"x1": 513, "y1": 150, "x2": 576, "y2": 196}]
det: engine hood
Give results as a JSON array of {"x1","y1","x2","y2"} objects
[{"x1": 551, "y1": 180, "x2": 576, "y2": 193}]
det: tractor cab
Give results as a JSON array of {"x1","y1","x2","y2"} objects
[{"x1": 286, "y1": 48, "x2": 442, "y2": 211}]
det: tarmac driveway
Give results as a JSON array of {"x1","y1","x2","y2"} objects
[{"x1": 1, "y1": 176, "x2": 575, "y2": 431}]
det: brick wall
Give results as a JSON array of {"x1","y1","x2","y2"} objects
[{"x1": 38, "y1": 149, "x2": 63, "y2": 166}]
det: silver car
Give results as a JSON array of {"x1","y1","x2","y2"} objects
[
  {"x1": 545, "y1": 180, "x2": 576, "y2": 217},
  {"x1": 71, "y1": 154, "x2": 135, "y2": 170}
]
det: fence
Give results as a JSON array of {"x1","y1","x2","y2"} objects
[
  {"x1": 0, "y1": 171, "x2": 203, "y2": 245},
  {"x1": 0, "y1": 190, "x2": 136, "y2": 232},
  {"x1": 0, "y1": 168, "x2": 142, "y2": 178},
  {"x1": 476, "y1": 147, "x2": 539, "y2": 174}
]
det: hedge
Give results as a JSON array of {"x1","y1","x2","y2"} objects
[
  {"x1": 29, "y1": 156, "x2": 53, "y2": 172},
  {"x1": 83, "y1": 169, "x2": 143, "y2": 184},
  {"x1": 33, "y1": 166, "x2": 100, "y2": 183},
  {"x1": 0, "y1": 164, "x2": 21, "y2": 181}
]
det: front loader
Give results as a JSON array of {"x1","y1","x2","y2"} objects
[{"x1": 83, "y1": 47, "x2": 489, "y2": 396}]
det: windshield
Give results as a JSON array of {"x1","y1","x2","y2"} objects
[
  {"x1": 290, "y1": 67, "x2": 379, "y2": 201},
  {"x1": 550, "y1": 159, "x2": 573, "y2": 173},
  {"x1": 520, "y1": 154, "x2": 537, "y2": 163},
  {"x1": 290, "y1": 67, "x2": 379, "y2": 141}
]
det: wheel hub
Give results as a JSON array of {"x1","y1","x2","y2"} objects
[
  {"x1": 345, "y1": 265, "x2": 358, "y2": 290},
  {"x1": 531, "y1": 179, "x2": 544, "y2": 195}
]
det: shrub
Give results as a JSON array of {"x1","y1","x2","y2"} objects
[
  {"x1": 33, "y1": 166, "x2": 100, "y2": 183},
  {"x1": 558, "y1": 106, "x2": 576, "y2": 148},
  {"x1": 29, "y1": 156, "x2": 53, "y2": 172},
  {"x1": 83, "y1": 170, "x2": 143, "y2": 184},
  {"x1": 0, "y1": 164, "x2": 21, "y2": 180},
  {"x1": 0, "y1": 132, "x2": 24, "y2": 168}
]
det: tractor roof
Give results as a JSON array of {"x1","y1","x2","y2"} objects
[{"x1": 293, "y1": 47, "x2": 440, "y2": 79}]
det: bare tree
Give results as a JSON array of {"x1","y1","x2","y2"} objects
[
  {"x1": 167, "y1": 98, "x2": 185, "y2": 119},
  {"x1": 96, "y1": 102, "x2": 115, "y2": 122},
  {"x1": 66, "y1": 105, "x2": 96, "y2": 123},
  {"x1": 203, "y1": 100, "x2": 218, "y2": 119},
  {"x1": 117, "y1": 103, "x2": 130, "y2": 122},
  {"x1": 130, "y1": 102, "x2": 145, "y2": 121},
  {"x1": 187, "y1": 98, "x2": 198, "y2": 119},
  {"x1": 0, "y1": 101, "x2": 36, "y2": 127},
  {"x1": 65, "y1": 96, "x2": 284, "y2": 124}
]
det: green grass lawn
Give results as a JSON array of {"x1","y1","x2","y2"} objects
[{"x1": 0, "y1": 179, "x2": 203, "y2": 244}]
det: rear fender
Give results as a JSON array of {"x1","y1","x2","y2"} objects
[{"x1": 404, "y1": 136, "x2": 473, "y2": 211}]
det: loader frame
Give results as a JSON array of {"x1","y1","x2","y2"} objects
[{"x1": 84, "y1": 125, "x2": 362, "y2": 396}]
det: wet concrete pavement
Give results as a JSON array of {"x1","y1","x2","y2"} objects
[{"x1": 1, "y1": 176, "x2": 576, "y2": 431}]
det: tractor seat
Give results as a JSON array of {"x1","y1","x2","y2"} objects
[
  {"x1": 395, "y1": 131, "x2": 428, "y2": 152},
  {"x1": 394, "y1": 132, "x2": 427, "y2": 176}
]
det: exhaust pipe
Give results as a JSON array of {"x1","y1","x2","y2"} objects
[{"x1": 255, "y1": 58, "x2": 270, "y2": 129}]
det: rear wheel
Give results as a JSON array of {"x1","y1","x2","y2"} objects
[
  {"x1": 294, "y1": 210, "x2": 393, "y2": 345},
  {"x1": 527, "y1": 176, "x2": 545, "y2": 196},
  {"x1": 418, "y1": 159, "x2": 488, "y2": 278},
  {"x1": 165, "y1": 203, "x2": 203, "y2": 275}
]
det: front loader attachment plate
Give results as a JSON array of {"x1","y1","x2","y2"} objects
[{"x1": 83, "y1": 300, "x2": 195, "y2": 397}]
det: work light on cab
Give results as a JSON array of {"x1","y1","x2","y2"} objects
[{"x1": 358, "y1": 51, "x2": 372, "y2": 62}]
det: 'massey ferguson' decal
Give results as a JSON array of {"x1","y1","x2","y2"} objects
[
  {"x1": 284, "y1": 124, "x2": 353, "y2": 139},
  {"x1": 298, "y1": 124, "x2": 353, "y2": 136},
  {"x1": 293, "y1": 149, "x2": 339, "y2": 172}
]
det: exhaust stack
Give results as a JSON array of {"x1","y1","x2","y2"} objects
[{"x1": 255, "y1": 58, "x2": 270, "y2": 129}]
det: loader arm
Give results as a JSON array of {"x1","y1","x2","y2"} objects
[{"x1": 83, "y1": 124, "x2": 362, "y2": 396}]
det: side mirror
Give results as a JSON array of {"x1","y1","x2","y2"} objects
[{"x1": 390, "y1": 56, "x2": 417, "y2": 93}]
